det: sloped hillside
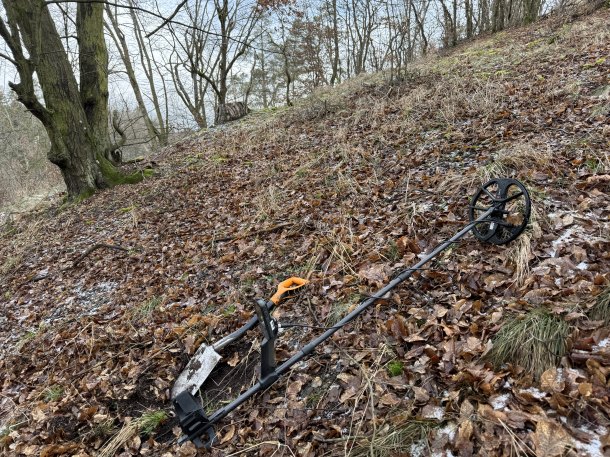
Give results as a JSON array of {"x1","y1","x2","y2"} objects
[{"x1": 1, "y1": 9, "x2": 609, "y2": 457}]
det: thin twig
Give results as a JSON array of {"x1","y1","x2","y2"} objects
[{"x1": 72, "y1": 243, "x2": 130, "y2": 267}]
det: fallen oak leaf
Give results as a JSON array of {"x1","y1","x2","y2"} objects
[
  {"x1": 220, "y1": 424, "x2": 236, "y2": 444},
  {"x1": 358, "y1": 263, "x2": 389, "y2": 288},
  {"x1": 577, "y1": 382, "x2": 593, "y2": 397},
  {"x1": 286, "y1": 380, "x2": 303, "y2": 399},
  {"x1": 379, "y1": 392, "x2": 401, "y2": 406},
  {"x1": 420, "y1": 405, "x2": 445, "y2": 421},
  {"x1": 455, "y1": 420, "x2": 474, "y2": 457},
  {"x1": 540, "y1": 368, "x2": 565, "y2": 394},
  {"x1": 532, "y1": 419, "x2": 571, "y2": 457},
  {"x1": 412, "y1": 386, "x2": 430, "y2": 403},
  {"x1": 40, "y1": 443, "x2": 80, "y2": 457}
]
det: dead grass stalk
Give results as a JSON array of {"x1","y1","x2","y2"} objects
[{"x1": 588, "y1": 284, "x2": 610, "y2": 324}]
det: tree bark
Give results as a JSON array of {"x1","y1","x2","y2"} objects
[
  {"x1": 2, "y1": 0, "x2": 104, "y2": 197},
  {"x1": 410, "y1": 0, "x2": 429, "y2": 55},
  {"x1": 329, "y1": 0, "x2": 340, "y2": 86},
  {"x1": 0, "y1": 0, "x2": 137, "y2": 199},
  {"x1": 465, "y1": 0, "x2": 474, "y2": 38},
  {"x1": 77, "y1": 2, "x2": 110, "y2": 157}
]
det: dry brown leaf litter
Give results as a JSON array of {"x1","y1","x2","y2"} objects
[{"x1": 1, "y1": 9, "x2": 609, "y2": 457}]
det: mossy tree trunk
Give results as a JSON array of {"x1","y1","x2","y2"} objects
[
  {"x1": 78, "y1": 2, "x2": 110, "y2": 156},
  {"x1": 0, "y1": 0, "x2": 130, "y2": 198}
]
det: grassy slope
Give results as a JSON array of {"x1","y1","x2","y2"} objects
[{"x1": 1, "y1": 9, "x2": 609, "y2": 456}]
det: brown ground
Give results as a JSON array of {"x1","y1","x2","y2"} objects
[{"x1": 0, "y1": 8, "x2": 609, "y2": 457}]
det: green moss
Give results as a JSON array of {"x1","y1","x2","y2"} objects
[
  {"x1": 44, "y1": 385, "x2": 64, "y2": 402},
  {"x1": 583, "y1": 57, "x2": 606, "y2": 69},
  {"x1": 210, "y1": 154, "x2": 229, "y2": 164},
  {"x1": 387, "y1": 360, "x2": 404, "y2": 377},
  {"x1": 74, "y1": 188, "x2": 96, "y2": 204},
  {"x1": 222, "y1": 304, "x2": 237, "y2": 316},
  {"x1": 118, "y1": 205, "x2": 137, "y2": 213},
  {"x1": 97, "y1": 154, "x2": 153, "y2": 187},
  {"x1": 526, "y1": 38, "x2": 544, "y2": 48}
]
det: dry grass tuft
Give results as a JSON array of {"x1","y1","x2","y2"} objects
[
  {"x1": 588, "y1": 284, "x2": 610, "y2": 325},
  {"x1": 98, "y1": 410, "x2": 168, "y2": 457},
  {"x1": 321, "y1": 228, "x2": 357, "y2": 278},
  {"x1": 506, "y1": 205, "x2": 542, "y2": 285},
  {"x1": 478, "y1": 143, "x2": 555, "y2": 183},
  {"x1": 130, "y1": 296, "x2": 162, "y2": 322},
  {"x1": 351, "y1": 419, "x2": 439, "y2": 457},
  {"x1": 584, "y1": 150, "x2": 610, "y2": 174},
  {"x1": 253, "y1": 185, "x2": 283, "y2": 222},
  {"x1": 486, "y1": 307, "x2": 569, "y2": 379},
  {"x1": 507, "y1": 231, "x2": 533, "y2": 285},
  {"x1": 98, "y1": 419, "x2": 139, "y2": 457}
]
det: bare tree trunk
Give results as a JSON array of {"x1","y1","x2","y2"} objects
[
  {"x1": 207, "y1": 0, "x2": 260, "y2": 124},
  {"x1": 171, "y1": 63, "x2": 208, "y2": 129},
  {"x1": 105, "y1": 6, "x2": 161, "y2": 148},
  {"x1": 260, "y1": 49, "x2": 269, "y2": 108},
  {"x1": 215, "y1": 0, "x2": 230, "y2": 123},
  {"x1": 480, "y1": 0, "x2": 491, "y2": 32},
  {"x1": 128, "y1": 0, "x2": 169, "y2": 145},
  {"x1": 524, "y1": 0, "x2": 542, "y2": 24},
  {"x1": 411, "y1": 0, "x2": 429, "y2": 55},
  {"x1": 465, "y1": 0, "x2": 474, "y2": 38},
  {"x1": 168, "y1": 0, "x2": 213, "y2": 129},
  {"x1": 492, "y1": 0, "x2": 506, "y2": 32},
  {"x1": 329, "y1": 0, "x2": 341, "y2": 86}
]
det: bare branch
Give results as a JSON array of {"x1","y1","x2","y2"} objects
[
  {"x1": 145, "y1": 0, "x2": 187, "y2": 37},
  {"x1": 43, "y1": 0, "x2": 283, "y2": 56},
  {"x1": 0, "y1": 51, "x2": 18, "y2": 66}
]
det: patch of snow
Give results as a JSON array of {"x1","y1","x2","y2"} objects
[
  {"x1": 410, "y1": 441, "x2": 427, "y2": 457},
  {"x1": 550, "y1": 227, "x2": 577, "y2": 257},
  {"x1": 577, "y1": 262, "x2": 588, "y2": 270},
  {"x1": 572, "y1": 426, "x2": 607, "y2": 457},
  {"x1": 438, "y1": 423, "x2": 457, "y2": 441},
  {"x1": 433, "y1": 450, "x2": 455, "y2": 457},
  {"x1": 45, "y1": 281, "x2": 118, "y2": 325},
  {"x1": 75, "y1": 281, "x2": 117, "y2": 314},
  {"x1": 594, "y1": 338, "x2": 609, "y2": 350},
  {"x1": 422, "y1": 406, "x2": 445, "y2": 420},
  {"x1": 519, "y1": 387, "x2": 547, "y2": 399},
  {"x1": 490, "y1": 393, "x2": 511, "y2": 410}
]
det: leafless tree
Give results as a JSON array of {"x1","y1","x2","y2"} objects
[
  {"x1": 181, "y1": 0, "x2": 262, "y2": 124},
  {"x1": 105, "y1": 4, "x2": 166, "y2": 147}
]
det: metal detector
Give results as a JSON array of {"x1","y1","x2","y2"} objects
[{"x1": 173, "y1": 178, "x2": 532, "y2": 448}]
